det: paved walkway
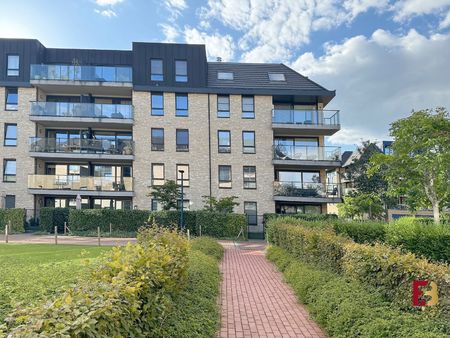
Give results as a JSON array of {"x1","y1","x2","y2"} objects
[
  {"x1": 0, "y1": 233, "x2": 136, "y2": 246},
  {"x1": 219, "y1": 241, "x2": 327, "y2": 338}
]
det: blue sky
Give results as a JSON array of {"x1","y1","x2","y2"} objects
[{"x1": 1, "y1": 0, "x2": 450, "y2": 150}]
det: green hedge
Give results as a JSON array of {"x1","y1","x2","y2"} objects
[
  {"x1": 39, "y1": 207, "x2": 70, "y2": 233},
  {"x1": 267, "y1": 219, "x2": 450, "y2": 319},
  {"x1": 0, "y1": 209, "x2": 25, "y2": 233},
  {"x1": 190, "y1": 236, "x2": 224, "y2": 261},
  {"x1": 267, "y1": 246, "x2": 450, "y2": 338},
  {"x1": 263, "y1": 212, "x2": 337, "y2": 224},
  {"x1": 332, "y1": 220, "x2": 386, "y2": 243}
]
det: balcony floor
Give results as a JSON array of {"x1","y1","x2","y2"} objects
[
  {"x1": 30, "y1": 152, "x2": 134, "y2": 162},
  {"x1": 30, "y1": 116, "x2": 133, "y2": 130},
  {"x1": 30, "y1": 80, "x2": 132, "y2": 96},
  {"x1": 273, "y1": 195, "x2": 342, "y2": 204},
  {"x1": 273, "y1": 159, "x2": 342, "y2": 169},
  {"x1": 28, "y1": 189, "x2": 133, "y2": 197},
  {"x1": 272, "y1": 123, "x2": 340, "y2": 136}
]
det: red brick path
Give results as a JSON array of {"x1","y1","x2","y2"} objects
[{"x1": 219, "y1": 241, "x2": 327, "y2": 338}]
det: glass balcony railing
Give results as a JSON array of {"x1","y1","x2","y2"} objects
[
  {"x1": 30, "y1": 64, "x2": 132, "y2": 83},
  {"x1": 30, "y1": 102, "x2": 133, "y2": 120},
  {"x1": 274, "y1": 181, "x2": 341, "y2": 198},
  {"x1": 29, "y1": 137, "x2": 134, "y2": 155},
  {"x1": 273, "y1": 145, "x2": 341, "y2": 161},
  {"x1": 28, "y1": 175, "x2": 133, "y2": 192},
  {"x1": 272, "y1": 109, "x2": 340, "y2": 125}
]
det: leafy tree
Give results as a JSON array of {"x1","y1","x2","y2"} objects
[
  {"x1": 148, "y1": 180, "x2": 179, "y2": 210},
  {"x1": 369, "y1": 108, "x2": 450, "y2": 223},
  {"x1": 202, "y1": 196, "x2": 239, "y2": 213},
  {"x1": 338, "y1": 192, "x2": 384, "y2": 220}
]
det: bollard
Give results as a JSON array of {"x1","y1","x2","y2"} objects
[
  {"x1": 199, "y1": 223, "x2": 202, "y2": 237},
  {"x1": 54, "y1": 226, "x2": 58, "y2": 245},
  {"x1": 5, "y1": 223, "x2": 8, "y2": 244},
  {"x1": 64, "y1": 222, "x2": 67, "y2": 235},
  {"x1": 98, "y1": 227, "x2": 101, "y2": 246},
  {"x1": 187, "y1": 229, "x2": 190, "y2": 241},
  {"x1": 109, "y1": 223, "x2": 112, "y2": 236}
]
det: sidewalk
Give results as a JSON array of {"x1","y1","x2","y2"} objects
[
  {"x1": 0, "y1": 233, "x2": 136, "y2": 246},
  {"x1": 219, "y1": 241, "x2": 327, "y2": 338}
]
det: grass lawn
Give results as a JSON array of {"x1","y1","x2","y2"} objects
[{"x1": 0, "y1": 244, "x2": 110, "y2": 323}]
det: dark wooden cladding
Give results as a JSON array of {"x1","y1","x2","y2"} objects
[{"x1": 45, "y1": 48, "x2": 132, "y2": 66}]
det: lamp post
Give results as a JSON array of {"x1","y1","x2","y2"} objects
[{"x1": 179, "y1": 170, "x2": 185, "y2": 230}]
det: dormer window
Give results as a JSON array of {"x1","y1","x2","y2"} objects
[
  {"x1": 268, "y1": 73, "x2": 285, "y2": 81},
  {"x1": 218, "y1": 72, "x2": 234, "y2": 80}
]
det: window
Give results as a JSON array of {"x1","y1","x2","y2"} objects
[
  {"x1": 268, "y1": 73, "x2": 286, "y2": 81},
  {"x1": 218, "y1": 165, "x2": 232, "y2": 188},
  {"x1": 217, "y1": 72, "x2": 234, "y2": 80},
  {"x1": 177, "y1": 199, "x2": 190, "y2": 210},
  {"x1": 151, "y1": 199, "x2": 162, "y2": 211},
  {"x1": 5, "y1": 88, "x2": 18, "y2": 110},
  {"x1": 175, "y1": 94, "x2": 188, "y2": 116},
  {"x1": 218, "y1": 130, "x2": 231, "y2": 153},
  {"x1": 177, "y1": 164, "x2": 189, "y2": 187},
  {"x1": 151, "y1": 93, "x2": 164, "y2": 116},
  {"x1": 217, "y1": 95, "x2": 230, "y2": 118},
  {"x1": 242, "y1": 131, "x2": 255, "y2": 153},
  {"x1": 151, "y1": 128, "x2": 164, "y2": 151},
  {"x1": 244, "y1": 202, "x2": 257, "y2": 226},
  {"x1": 243, "y1": 166, "x2": 256, "y2": 189},
  {"x1": 4, "y1": 124, "x2": 17, "y2": 146},
  {"x1": 176, "y1": 129, "x2": 189, "y2": 151},
  {"x1": 151, "y1": 163, "x2": 165, "y2": 186},
  {"x1": 150, "y1": 59, "x2": 163, "y2": 81},
  {"x1": 175, "y1": 60, "x2": 188, "y2": 82},
  {"x1": 5, "y1": 195, "x2": 16, "y2": 208},
  {"x1": 7, "y1": 55, "x2": 19, "y2": 76},
  {"x1": 3, "y1": 159, "x2": 16, "y2": 182},
  {"x1": 242, "y1": 96, "x2": 254, "y2": 118}
]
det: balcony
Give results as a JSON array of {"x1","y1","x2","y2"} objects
[
  {"x1": 30, "y1": 102, "x2": 133, "y2": 129},
  {"x1": 273, "y1": 145, "x2": 341, "y2": 169},
  {"x1": 28, "y1": 175, "x2": 133, "y2": 197},
  {"x1": 29, "y1": 137, "x2": 134, "y2": 161},
  {"x1": 272, "y1": 109, "x2": 340, "y2": 135},
  {"x1": 274, "y1": 181, "x2": 342, "y2": 203},
  {"x1": 30, "y1": 64, "x2": 132, "y2": 96}
]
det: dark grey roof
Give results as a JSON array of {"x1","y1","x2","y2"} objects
[
  {"x1": 341, "y1": 151, "x2": 355, "y2": 166},
  {"x1": 207, "y1": 62, "x2": 334, "y2": 96}
]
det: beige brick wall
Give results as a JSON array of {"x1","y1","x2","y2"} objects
[{"x1": 0, "y1": 87, "x2": 36, "y2": 213}]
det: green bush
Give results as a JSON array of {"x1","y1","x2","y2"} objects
[
  {"x1": 0, "y1": 209, "x2": 25, "y2": 233},
  {"x1": 384, "y1": 217, "x2": 450, "y2": 262},
  {"x1": 332, "y1": 220, "x2": 386, "y2": 243},
  {"x1": 39, "y1": 207, "x2": 70, "y2": 233},
  {"x1": 69, "y1": 209, "x2": 150, "y2": 232},
  {"x1": 191, "y1": 236, "x2": 224, "y2": 261},
  {"x1": 263, "y1": 212, "x2": 337, "y2": 224},
  {"x1": 267, "y1": 246, "x2": 450, "y2": 338}
]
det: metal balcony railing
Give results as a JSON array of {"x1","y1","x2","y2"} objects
[
  {"x1": 28, "y1": 175, "x2": 133, "y2": 191},
  {"x1": 29, "y1": 137, "x2": 135, "y2": 155},
  {"x1": 272, "y1": 109, "x2": 340, "y2": 125},
  {"x1": 273, "y1": 145, "x2": 341, "y2": 161},
  {"x1": 274, "y1": 181, "x2": 341, "y2": 198},
  {"x1": 30, "y1": 64, "x2": 132, "y2": 83},
  {"x1": 30, "y1": 101, "x2": 133, "y2": 119}
]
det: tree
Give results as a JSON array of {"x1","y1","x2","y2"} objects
[
  {"x1": 338, "y1": 192, "x2": 384, "y2": 220},
  {"x1": 148, "y1": 180, "x2": 179, "y2": 210},
  {"x1": 202, "y1": 196, "x2": 239, "y2": 213},
  {"x1": 369, "y1": 108, "x2": 450, "y2": 223}
]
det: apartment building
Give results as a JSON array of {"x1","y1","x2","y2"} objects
[{"x1": 0, "y1": 38, "x2": 342, "y2": 237}]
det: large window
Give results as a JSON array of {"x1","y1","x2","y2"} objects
[
  {"x1": 3, "y1": 159, "x2": 16, "y2": 182},
  {"x1": 151, "y1": 128, "x2": 164, "y2": 151},
  {"x1": 218, "y1": 130, "x2": 231, "y2": 153},
  {"x1": 175, "y1": 60, "x2": 188, "y2": 82},
  {"x1": 152, "y1": 163, "x2": 165, "y2": 186},
  {"x1": 218, "y1": 165, "x2": 232, "y2": 188},
  {"x1": 151, "y1": 93, "x2": 164, "y2": 116},
  {"x1": 276, "y1": 203, "x2": 321, "y2": 214},
  {"x1": 5, "y1": 88, "x2": 18, "y2": 110},
  {"x1": 243, "y1": 166, "x2": 256, "y2": 189},
  {"x1": 242, "y1": 131, "x2": 255, "y2": 153},
  {"x1": 242, "y1": 96, "x2": 254, "y2": 118},
  {"x1": 4, "y1": 124, "x2": 17, "y2": 146},
  {"x1": 7, "y1": 55, "x2": 19, "y2": 76},
  {"x1": 274, "y1": 137, "x2": 319, "y2": 160},
  {"x1": 177, "y1": 164, "x2": 189, "y2": 187},
  {"x1": 217, "y1": 95, "x2": 230, "y2": 118},
  {"x1": 150, "y1": 59, "x2": 163, "y2": 81},
  {"x1": 5, "y1": 195, "x2": 15, "y2": 208},
  {"x1": 176, "y1": 129, "x2": 189, "y2": 151},
  {"x1": 175, "y1": 94, "x2": 188, "y2": 116},
  {"x1": 244, "y1": 202, "x2": 257, "y2": 226}
]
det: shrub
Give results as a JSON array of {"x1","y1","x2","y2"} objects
[
  {"x1": 0, "y1": 209, "x2": 25, "y2": 233},
  {"x1": 267, "y1": 246, "x2": 450, "y2": 338},
  {"x1": 69, "y1": 209, "x2": 150, "y2": 232},
  {"x1": 190, "y1": 237, "x2": 224, "y2": 261},
  {"x1": 384, "y1": 217, "x2": 450, "y2": 262},
  {"x1": 39, "y1": 207, "x2": 70, "y2": 232},
  {"x1": 263, "y1": 213, "x2": 337, "y2": 224},
  {"x1": 332, "y1": 220, "x2": 386, "y2": 243}
]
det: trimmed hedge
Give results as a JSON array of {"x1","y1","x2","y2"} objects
[
  {"x1": 267, "y1": 246, "x2": 450, "y2": 338},
  {"x1": 267, "y1": 219, "x2": 450, "y2": 319},
  {"x1": 0, "y1": 209, "x2": 25, "y2": 233},
  {"x1": 69, "y1": 209, "x2": 149, "y2": 232},
  {"x1": 190, "y1": 236, "x2": 225, "y2": 261},
  {"x1": 332, "y1": 220, "x2": 386, "y2": 243},
  {"x1": 263, "y1": 212, "x2": 337, "y2": 224},
  {"x1": 39, "y1": 207, "x2": 70, "y2": 233}
]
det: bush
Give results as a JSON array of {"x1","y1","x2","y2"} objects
[
  {"x1": 267, "y1": 246, "x2": 450, "y2": 338},
  {"x1": 39, "y1": 207, "x2": 70, "y2": 233},
  {"x1": 263, "y1": 213, "x2": 337, "y2": 224},
  {"x1": 191, "y1": 237, "x2": 224, "y2": 261},
  {"x1": 0, "y1": 209, "x2": 25, "y2": 233},
  {"x1": 69, "y1": 209, "x2": 150, "y2": 232},
  {"x1": 332, "y1": 220, "x2": 386, "y2": 243}
]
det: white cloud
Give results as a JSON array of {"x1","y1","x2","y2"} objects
[
  {"x1": 291, "y1": 29, "x2": 450, "y2": 146},
  {"x1": 439, "y1": 10, "x2": 450, "y2": 28},
  {"x1": 164, "y1": 0, "x2": 188, "y2": 20},
  {"x1": 392, "y1": 0, "x2": 450, "y2": 21},
  {"x1": 94, "y1": 8, "x2": 117, "y2": 17},
  {"x1": 95, "y1": 0, "x2": 124, "y2": 6},
  {"x1": 160, "y1": 23, "x2": 180, "y2": 42},
  {"x1": 184, "y1": 27, "x2": 235, "y2": 61}
]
